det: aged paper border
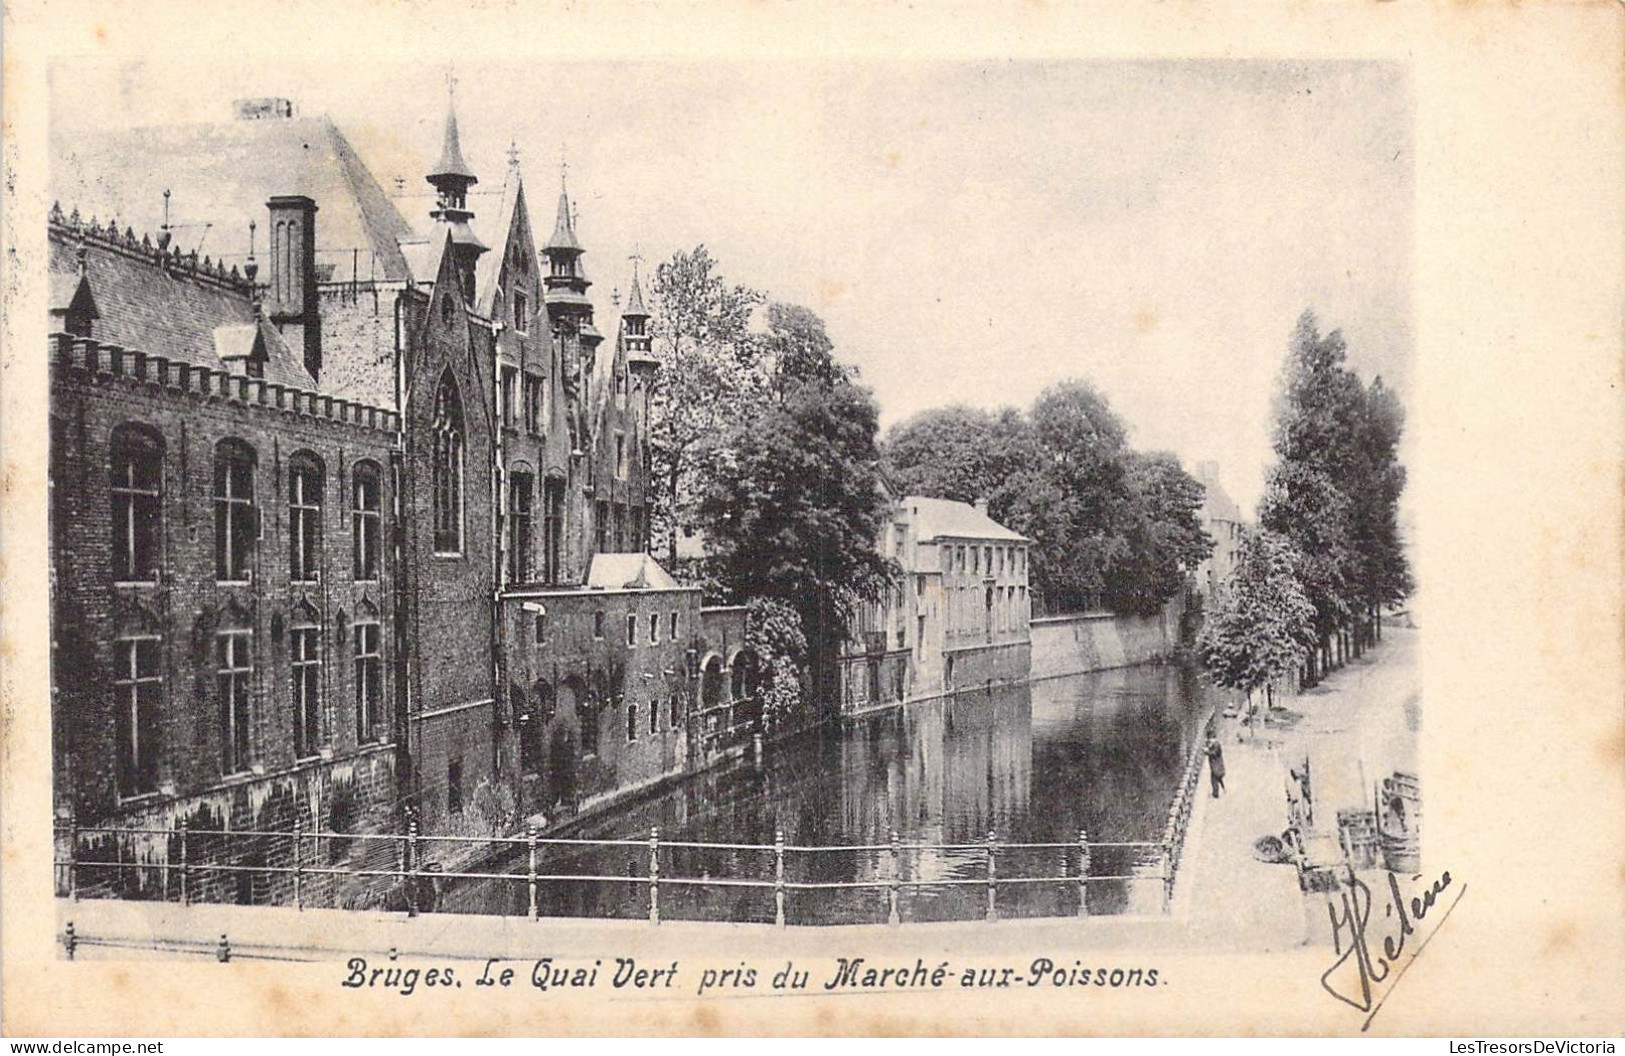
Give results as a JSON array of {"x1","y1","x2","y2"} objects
[{"x1": 3, "y1": 0, "x2": 1622, "y2": 1037}]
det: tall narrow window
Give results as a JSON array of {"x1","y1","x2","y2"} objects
[
  {"x1": 648, "y1": 612, "x2": 659, "y2": 644},
  {"x1": 508, "y1": 472, "x2": 533, "y2": 584},
  {"x1": 524, "y1": 375, "x2": 544, "y2": 433},
  {"x1": 595, "y1": 501, "x2": 610, "y2": 554},
  {"x1": 614, "y1": 434, "x2": 627, "y2": 479},
  {"x1": 500, "y1": 366, "x2": 519, "y2": 427},
  {"x1": 626, "y1": 701, "x2": 638, "y2": 743},
  {"x1": 626, "y1": 613, "x2": 637, "y2": 647},
  {"x1": 213, "y1": 441, "x2": 256, "y2": 582},
  {"x1": 513, "y1": 289, "x2": 529, "y2": 334},
  {"x1": 114, "y1": 633, "x2": 162, "y2": 796},
  {"x1": 650, "y1": 695, "x2": 658, "y2": 735},
  {"x1": 543, "y1": 478, "x2": 565, "y2": 583},
  {"x1": 217, "y1": 628, "x2": 253, "y2": 774},
  {"x1": 581, "y1": 694, "x2": 600, "y2": 757},
  {"x1": 447, "y1": 759, "x2": 463, "y2": 816},
  {"x1": 110, "y1": 425, "x2": 162, "y2": 583},
  {"x1": 354, "y1": 617, "x2": 381, "y2": 744},
  {"x1": 352, "y1": 462, "x2": 381, "y2": 581},
  {"x1": 669, "y1": 611, "x2": 678, "y2": 641},
  {"x1": 288, "y1": 455, "x2": 323, "y2": 584},
  {"x1": 432, "y1": 373, "x2": 465, "y2": 555},
  {"x1": 291, "y1": 618, "x2": 322, "y2": 758}
]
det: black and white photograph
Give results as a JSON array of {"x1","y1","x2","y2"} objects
[{"x1": 2, "y1": 0, "x2": 1620, "y2": 1041}]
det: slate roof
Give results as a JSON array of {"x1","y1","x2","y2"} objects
[
  {"x1": 904, "y1": 495, "x2": 1029, "y2": 543},
  {"x1": 49, "y1": 230, "x2": 315, "y2": 390},
  {"x1": 472, "y1": 172, "x2": 523, "y2": 317},
  {"x1": 586, "y1": 553, "x2": 683, "y2": 591},
  {"x1": 51, "y1": 115, "x2": 419, "y2": 282}
]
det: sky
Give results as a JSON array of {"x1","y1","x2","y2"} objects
[{"x1": 50, "y1": 59, "x2": 1413, "y2": 514}]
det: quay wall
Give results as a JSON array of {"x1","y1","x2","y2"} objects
[{"x1": 1029, "y1": 598, "x2": 1184, "y2": 681}]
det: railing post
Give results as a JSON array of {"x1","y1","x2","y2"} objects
[
  {"x1": 985, "y1": 830, "x2": 998, "y2": 923},
  {"x1": 1162, "y1": 842, "x2": 1175, "y2": 914},
  {"x1": 1077, "y1": 828, "x2": 1091, "y2": 918},
  {"x1": 773, "y1": 829, "x2": 786, "y2": 928},
  {"x1": 292, "y1": 818, "x2": 304, "y2": 911},
  {"x1": 648, "y1": 827, "x2": 660, "y2": 925},
  {"x1": 217, "y1": 933, "x2": 231, "y2": 963},
  {"x1": 66, "y1": 814, "x2": 79, "y2": 902},
  {"x1": 527, "y1": 826, "x2": 539, "y2": 922},
  {"x1": 406, "y1": 815, "x2": 420, "y2": 918},
  {"x1": 888, "y1": 830, "x2": 901, "y2": 927},
  {"x1": 63, "y1": 921, "x2": 77, "y2": 960},
  {"x1": 178, "y1": 821, "x2": 189, "y2": 907}
]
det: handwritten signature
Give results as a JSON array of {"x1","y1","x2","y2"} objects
[{"x1": 1320, "y1": 867, "x2": 1466, "y2": 1030}]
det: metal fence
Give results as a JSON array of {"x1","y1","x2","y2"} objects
[
  {"x1": 57, "y1": 821, "x2": 1178, "y2": 927},
  {"x1": 56, "y1": 711, "x2": 1217, "y2": 929}
]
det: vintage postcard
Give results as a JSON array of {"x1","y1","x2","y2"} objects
[{"x1": 1, "y1": 0, "x2": 1621, "y2": 1039}]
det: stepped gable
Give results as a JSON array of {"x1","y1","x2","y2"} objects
[
  {"x1": 50, "y1": 114, "x2": 416, "y2": 283},
  {"x1": 48, "y1": 207, "x2": 315, "y2": 390}
]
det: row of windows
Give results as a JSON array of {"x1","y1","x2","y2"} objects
[
  {"x1": 515, "y1": 685, "x2": 686, "y2": 776},
  {"x1": 534, "y1": 610, "x2": 683, "y2": 647},
  {"x1": 109, "y1": 425, "x2": 385, "y2": 585},
  {"x1": 113, "y1": 620, "x2": 384, "y2": 797},
  {"x1": 498, "y1": 365, "x2": 548, "y2": 434},
  {"x1": 941, "y1": 542, "x2": 1026, "y2": 578},
  {"x1": 504, "y1": 472, "x2": 566, "y2": 585}
]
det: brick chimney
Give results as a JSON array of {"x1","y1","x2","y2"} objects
[{"x1": 266, "y1": 195, "x2": 321, "y2": 383}]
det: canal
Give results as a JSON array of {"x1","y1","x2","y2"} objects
[{"x1": 441, "y1": 660, "x2": 1222, "y2": 924}]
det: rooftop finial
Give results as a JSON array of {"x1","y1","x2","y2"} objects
[
  {"x1": 560, "y1": 145, "x2": 569, "y2": 192},
  {"x1": 507, "y1": 139, "x2": 521, "y2": 171},
  {"x1": 244, "y1": 219, "x2": 259, "y2": 299},
  {"x1": 157, "y1": 189, "x2": 173, "y2": 251}
]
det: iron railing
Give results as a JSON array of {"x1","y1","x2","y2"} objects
[{"x1": 55, "y1": 821, "x2": 1175, "y2": 927}]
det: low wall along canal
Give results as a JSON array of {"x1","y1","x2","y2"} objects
[{"x1": 62, "y1": 660, "x2": 1223, "y2": 926}]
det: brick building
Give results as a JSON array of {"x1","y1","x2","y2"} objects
[{"x1": 49, "y1": 93, "x2": 748, "y2": 883}]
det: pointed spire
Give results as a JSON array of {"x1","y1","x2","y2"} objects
[
  {"x1": 625, "y1": 251, "x2": 649, "y2": 318},
  {"x1": 546, "y1": 186, "x2": 581, "y2": 253},
  {"x1": 429, "y1": 71, "x2": 477, "y2": 185}
]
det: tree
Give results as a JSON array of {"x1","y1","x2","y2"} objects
[
  {"x1": 1259, "y1": 311, "x2": 1368, "y2": 679},
  {"x1": 883, "y1": 405, "x2": 1038, "y2": 508},
  {"x1": 1104, "y1": 451, "x2": 1214, "y2": 616},
  {"x1": 648, "y1": 246, "x2": 765, "y2": 566},
  {"x1": 1198, "y1": 529, "x2": 1316, "y2": 710},
  {"x1": 1260, "y1": 310, "x2": 1411, "y2": 680},
  {"x1": 1024, "y1": 380, "x2": 1136, "y2": 612},
  {"x1": 697, "y1": 303, "x2": 896, "y2": 708}
]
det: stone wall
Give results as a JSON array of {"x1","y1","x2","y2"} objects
[{"x1": 1029, "y1": 596, "x2": 1185, "y2": 681}]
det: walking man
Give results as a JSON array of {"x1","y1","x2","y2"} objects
[{"x1": 1206, "y1": 735, "x2": 1227, "y2": 798}]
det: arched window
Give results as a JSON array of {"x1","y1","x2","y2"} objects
[
  {"x1": 110, "y1": 424, "x2": 163, "y2": 584},
  {"x1": 288, "y1": 453, "x2": 324, "y2": 584},
  {"x1": 213, "y1": 440, "x2": 256, "y2": 583},
  {"x1": 432, "y1": 372, "x2": 465, "y2": 555},
  {"x1": 290, "y1": 602, "x2": 322, "y2": 758},
  {"x1": 352, "y1": 462, "x2": 382, "y2": 582},
  {"x1": 700, "y1": 654, "x2": 725, "y2": 709}
]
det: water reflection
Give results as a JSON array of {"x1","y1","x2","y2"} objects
[{"x1": 443, "y1": 661, "x2": 1218, "y2": 923}]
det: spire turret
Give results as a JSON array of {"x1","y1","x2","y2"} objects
[{"x1": 425, "y1": 72, "x2": 486, "y2": 303}]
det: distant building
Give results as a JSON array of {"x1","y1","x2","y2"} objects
[
  {"x1": 840, "y1": 496, "x2": 1032, "y2": 716},
  {"x1": 1193, "y1": 461, "x2": 1246, "y2": 602}
]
